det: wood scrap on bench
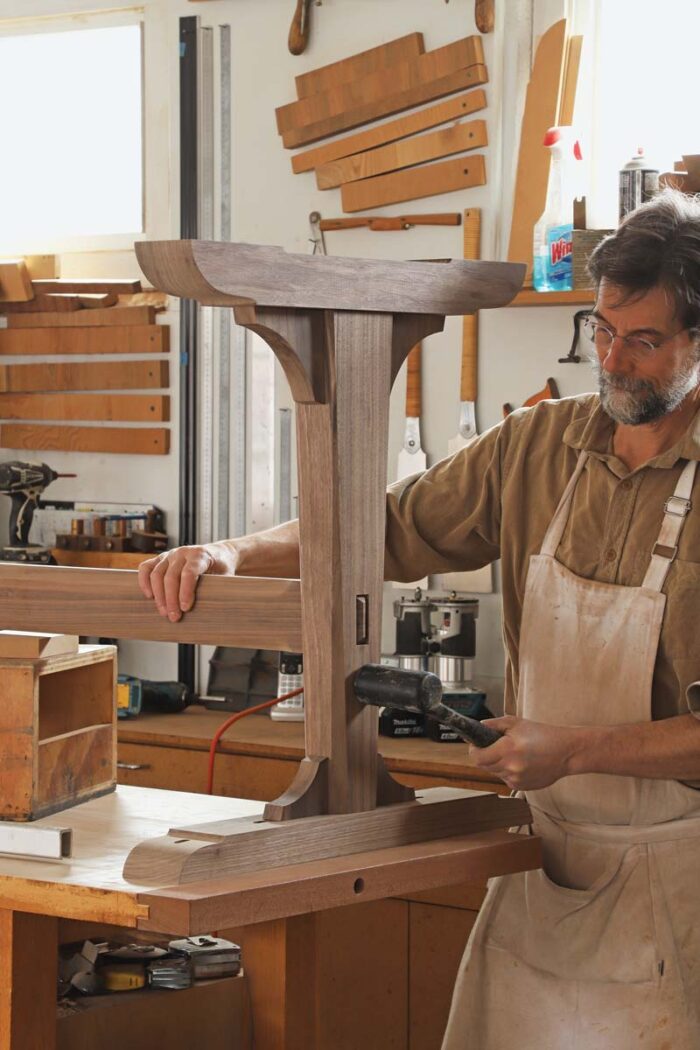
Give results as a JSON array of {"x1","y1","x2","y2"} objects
[{"x1": 0, "y1": 260, "x2": 33, "y2": 302}]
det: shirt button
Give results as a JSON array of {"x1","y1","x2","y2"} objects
[
  {"x1": 605, "y1": 548, "x2": 616, "y2": 562},
  {"x1": 621, "y1": 479, "x2": 633, "y2": 491}
]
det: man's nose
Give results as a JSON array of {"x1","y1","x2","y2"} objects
[{"x1": 600, "y1": 335, "x2": 634, "y2": 374}]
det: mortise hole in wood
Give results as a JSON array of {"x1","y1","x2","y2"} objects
[
  {"x1": 353, "y1": 878, "x2": 365, "y2": 894},
  {"x1": 355, "y1": 595, "x2": 369, "y2": 645}
]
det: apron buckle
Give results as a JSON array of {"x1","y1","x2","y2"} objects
[
  {"x1": 664, "y1": 495, "x2": 692, "y2": 516},
  {"x1": 653, "y1": 542, "x2": 678, "y2": 559}
]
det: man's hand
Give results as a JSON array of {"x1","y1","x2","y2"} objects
[
  {"x1": 468, "y1": 716, "x2": 582, "y2": 791},
  {"x1": 138, "y1": 543, "x2": 239, "y2": 622}
]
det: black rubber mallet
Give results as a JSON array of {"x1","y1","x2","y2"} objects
[{"x1": 354, "y1": 664, "x2": 502, "y2": 748}]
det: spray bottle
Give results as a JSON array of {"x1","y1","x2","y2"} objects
[{"x1": 533, "y1": 126, "x2": 582, "y2": 292}]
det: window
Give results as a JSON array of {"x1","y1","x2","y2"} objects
[
  {"x1": 588, "y1": 0, "x2": 700, "y2": 228},
  {"x1": 0, "y1": 20, "x2": 143, "y2": 253}
]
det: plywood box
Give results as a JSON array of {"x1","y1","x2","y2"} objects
[{"x1": 0, "y1": 643, "x2": 117, "y2": 820}]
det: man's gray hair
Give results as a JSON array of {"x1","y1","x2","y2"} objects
[{"x1": 588, "y1": 189, "x2": 700, "y2": 328}]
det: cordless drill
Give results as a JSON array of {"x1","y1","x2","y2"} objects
[{"x1": 0, "y1": 461, "x2": 76, "y2": 563}]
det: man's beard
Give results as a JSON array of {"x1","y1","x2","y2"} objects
[{"x1": 592, "y1": 356, "x2": 700, "y2": 425}]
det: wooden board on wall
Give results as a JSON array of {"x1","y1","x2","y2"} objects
[
  {"x1": 6, "y1": 305, "x2": 155, "y2": 329},
  {"x1": 317, "y1": 119, "x2": 487, "y2": 190},
  {"x1": 0, "y1": 393, "x2": 169, "y2": 422},
  {"x1": 292, "y1": 89, "x2": 487, "y2": 174},
  {"x1": 507, "y1": 19, "x2": 567, "y2": 280},
  {"x1": 295, "y1": 32, "x2": 424, "y2": 98},
  {"x1": 282, "y1": 64, "x2": 489, "y2": 149},
  {"x1": 0, "y1": 424, "x2": 170, "y2": 455},
  {"x1": 31, "y1": 279, "x2": 141, "y2": 295},
  {"x1": 0, "y1": 361, "x2": 169, "y2": 393},
  {"x1": 341, "y1": 153, "x2": 486, "y2": 212},
  {"x1": 0, "y1": 261, "x2": 33, "y2": 302},
  {"x1": 276, "y1": 36, "x2": 484, "y2": 134},
  {"x1": 0, "y1": 326, "x2": 168, "y2": 356}
]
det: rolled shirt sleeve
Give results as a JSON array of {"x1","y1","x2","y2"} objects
[{"x1": 384, "y1": 419, "x2": 506, "y2": 583}]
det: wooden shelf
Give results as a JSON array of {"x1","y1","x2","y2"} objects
[{"x1": 509, "y1": 287, "x2": 595, "y2": 307}]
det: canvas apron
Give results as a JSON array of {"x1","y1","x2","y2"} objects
[{"x1": 442, "y1": 451, "x2": 700, "y2": 1050}]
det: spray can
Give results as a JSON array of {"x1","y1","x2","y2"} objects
[
  {"x1": 533, "y1": 127, "x2": 581, "y2": 292},
  {"x1": 619, "y1": 148, "x2": 659, "y2": 221}
]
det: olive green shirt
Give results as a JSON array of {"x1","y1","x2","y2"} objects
[{"x1": 385, "y1": 393, "x2": 700, "y2": 724}]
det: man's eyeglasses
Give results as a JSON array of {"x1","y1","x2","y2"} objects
[{"x1": 582, "y1": 316, "x2": 689, "y2": 359}]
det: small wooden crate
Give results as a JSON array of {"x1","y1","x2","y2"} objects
[{"x1": 0, "y1": 642, "x2": 117, "y2": 821}]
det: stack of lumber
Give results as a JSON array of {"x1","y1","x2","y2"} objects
[
  {"x1": 278, "y1": 32, "x2": 489, "y2": 212},
  {"x1": 0, "y1": 263, "x2": 170, "y2": 455}
]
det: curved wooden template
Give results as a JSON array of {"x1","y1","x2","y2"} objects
[
  {"x1": 263, "y1": 756, "x2": 329, "y2": 821},
  {"x1": 136, "y1": 240, "x2": 525, "y2": 316},
  {"x1": 0, "y1": 564, "x2": 303, "y2": 651}
]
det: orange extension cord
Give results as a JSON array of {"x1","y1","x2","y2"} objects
[{"x1": 206, "y1": 687, "x2": 304, "y2": 794}]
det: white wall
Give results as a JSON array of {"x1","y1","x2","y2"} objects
[{"x1": 0, "y1": 0, "x2": 597, "y2": 693}]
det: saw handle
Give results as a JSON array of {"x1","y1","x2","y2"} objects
[
  {"x1": 406, "y1": 344, "x2": 422, "y2": 418},
  {"x1": 475, "y1": 0, "x2": 495, "y2": 33},
  {"x1": 460, "y1": 208, "x2": 481, "y2": 404}
]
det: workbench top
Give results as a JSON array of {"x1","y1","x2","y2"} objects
[{"x1": 118, "y1": 705, "x2": 504, "y2": 789}]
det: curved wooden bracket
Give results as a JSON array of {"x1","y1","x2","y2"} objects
[
  {"x1": 263, "y1": 757, "x2": 328, "y2": 821},
  {"x1": 233, "y1": 304, "x2": 330, "y2": 405},
  {"x1": 391, "y1": 314, "x2": 445, "y2": 388}
]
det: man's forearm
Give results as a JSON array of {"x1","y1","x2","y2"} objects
[
  {"x1": 219, "y1": 520, "x2": 300, "y2": 578},
  {"x1": 569, "y1": 714, "x2": 700, "y2": 781}
]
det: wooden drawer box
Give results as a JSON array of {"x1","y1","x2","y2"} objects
[{"x1": 0, "y1": 644, "x2": 116, "y2": 820}]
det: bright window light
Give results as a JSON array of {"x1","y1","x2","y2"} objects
[
  {"x1": 0, "y1": 23, "x2": 143, "y2": 252},
  {"x1": 590, "y1": 0, "x2": 700, "y2": 228}
]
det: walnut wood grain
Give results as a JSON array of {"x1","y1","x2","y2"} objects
[
  {"x1": 291, "y1": 88, "x2": 487, "y2": 174},
  {"x1": 0, "y1": 565, "x2": 303, "y2": 651},
  {"x1": 123, "y1": 789, "x2": 531, "y2": 886},
  {"x1": 135, "y1": 241, "x2": 524, "y2": 316}
]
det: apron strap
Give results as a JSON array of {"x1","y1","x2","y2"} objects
[
  {"x1": 642, "y1": 459, "x2": 698, "y2": 591},
  {"x1": 540, "y1": 452, "x2": 589, "y2": 557}
]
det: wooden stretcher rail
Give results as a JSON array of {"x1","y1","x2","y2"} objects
[{"x1": 0, "y1": 565, "x2": 303, "y2": 652}]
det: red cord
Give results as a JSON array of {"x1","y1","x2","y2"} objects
[{"x1": 206, "y1": 688, "x2": 304, "y2": 794}]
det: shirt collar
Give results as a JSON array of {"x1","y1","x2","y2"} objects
[{"x1": 563, "y1": 395, "x2": 700, "y2": 468}]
